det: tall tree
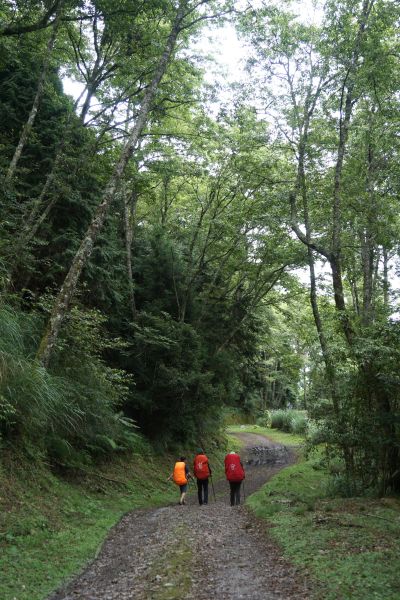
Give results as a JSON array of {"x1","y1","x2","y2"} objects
[
  {"x1": 240, "y1": 0, "x2": 400, "y2": 490},
  {"x1": 37, "y1": 0, "x2": 232, "y2": 367},
  {"x1": 5, "y1": 1, "x2": 66, "y2": 183}
]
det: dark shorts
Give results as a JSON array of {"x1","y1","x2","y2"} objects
[{"x1": 179, "y1": 484, "x2": 188, "y2": 493}]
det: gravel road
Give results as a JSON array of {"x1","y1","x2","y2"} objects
[{"x1": 48, "y1": 432, "x2": 312, "y2": 600}]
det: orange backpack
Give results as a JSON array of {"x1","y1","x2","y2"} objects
[{"x1": 173, "y1": 461, "x2": 187, "y2": 485}]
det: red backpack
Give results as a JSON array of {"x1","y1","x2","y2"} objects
[
  {"x1": 193, "y1": 454, "x2": 210, "y2": 479},
  {"x1": 224, "y1": 453, "x2": 245, "y2": 482}
]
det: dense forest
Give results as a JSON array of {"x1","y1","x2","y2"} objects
[{"x1": 0, "y1": 0, "x2": 399, "y2": 495}]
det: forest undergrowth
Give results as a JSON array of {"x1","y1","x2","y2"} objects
[
  {"x1": 243, "y1": 427, "x2": 400, "y2": 600},
  {"x1": 0, "y1": 440, "x2": 229, "y2": 600}
]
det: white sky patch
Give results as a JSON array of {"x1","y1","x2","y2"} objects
[
  {"x1": 292, "y1": 0, "x2": 324, "y2": 25},
  {"x1": 195, "y1": 23, "x2": 247, "y2": 84},
  {"x1": 62, "y1": 72, "x2": 85, "y2": 103}
]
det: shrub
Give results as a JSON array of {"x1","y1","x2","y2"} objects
[
  {"x1": 256, "y1": 410, "x2": 271, "y2": 427},
  {"x1": 0, "y1": 304, "x2": 136, "y2": 463},
  {"x1": 324, "y1": 473, "x2": 367, "y2": 498},
  {"x1": 290, "y1": 411, "x2": 308, "y2": 434},
  {"x1": 306, "y1": 421, "x2": 328, "y2": 445},
  {"x1": 270, "y1": 409, "x2": 308, "y2": 435},
  {"x1": 270, "y1": 409, "x2": 292, "y2": 432}
]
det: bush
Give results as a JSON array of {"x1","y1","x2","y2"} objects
[
  {"x1": 270, "y1": 409, "x2": 308, "y2": 435},
  {"x1": 224, "y1": 407, "x2": 257, "y2": 426},
  {"x1": 324, "y1": 473, "x2": 367, "y2": 498},
  {"x1": 256, "y1": 410, "x2": 271, "y2": 427},
  {"x1": 306, "y1": 421, "x2": 328, "y2": 445},
  {"x1": 270, "y1": 409, "x2": 292, "y2": 431},
  {"x1": 0, "y1": 304, "x2": 136, "y2": 463},
  {"x1": 290, "y1": 411, "x2": 308, "y2": 434}
]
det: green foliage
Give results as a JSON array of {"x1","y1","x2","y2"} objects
[
  {"x1": 304, "y1": 321, "x2": 400, "y2": 494},
  {"x1": 127, "y1": 309, "x2": 219, "y2": 446},
  {"x1": 270, "y1": 409, "x2": 308, "y2": 435},
  {"x1": 248, "y1": 451, "x2": 400, "y2": 600},
  {"x1": 1, "y1": 0, "x2": 399, "y2": 497},
  {"x1": 0, "y1": 304, "x2": 136, "y2": 461},
  {"x1": 223, "y1": 406, "x2": 257, "y2": 426},
  {"x1": 255, "y1": 410, "x2": 271, "y2": 427},
  {"x1": 239, "y1": 0, "x2": 400, "y2": 495},
  {"x1": 0, "y1": 449, "x2": 182, "y2": 600}
]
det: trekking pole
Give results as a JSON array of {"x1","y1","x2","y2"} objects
[
  {"x1": 242, "y1": 480, "x2": 246, "y2": 502},
  {"x1": 210, "y1": 476, "x2": 216, "y2": 502}
]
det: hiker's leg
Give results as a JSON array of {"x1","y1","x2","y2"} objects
[
  {"x1": 235, "y1": 482, "x2": 241, "y2": 505},
  {"x1": 231, "y1": 482, "x2": 240, "y2": 505},
  {"x1": 197, "y1": 479, "x2": 202, "y2": 505},
  {"x1": 180, "y1": 484, "x2": 188, "y2": 505},
  {"x1": 229, "y1": 482, "x2": 235, "y2": 506},
  {"x1": 203, "y1": 479, "x2": 209, "y2": 504}
]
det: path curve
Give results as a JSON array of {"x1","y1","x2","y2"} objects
[{"x1": 49, "y1": 433, "x2": 311, "y2": 600}]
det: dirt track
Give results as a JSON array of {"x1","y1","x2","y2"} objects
[{"x1": 48, "y1": 432, "x2": 312, "y2": 600}]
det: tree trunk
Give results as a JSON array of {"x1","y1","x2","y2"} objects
[
  {"x1": 383, "y1": 248, "x2": 389, "y2": 309},
  {"x1": 37, "y1": 5, "x2": 185, "y2": 367},
  {"x1": 297, "y1": 95, "x2": 340, "y2": 415},
  {"x1": 289, "y1": 70, "x2": 353, "y2": 469},
  {"x1": 359, "y1": 135, "x2": 377, "y2": 325},
  {"x1": 330, "y1": 77, "x2": 354, "y2": 344},
  {"x1": 350, "y1": 278, "x2": 360, "y2": 316},
  {"x1": 360, "y1": 228, "x2": 374, "y2": 325},
  {"x1": 329, "y1": 0, "x2": 374, "y2": 343},
  {"x1": 124, "y1": 188, "x2": 138, "y2": 320},
  {"x1": 5, "y1": 2, "x2": 63, "y2": 183},
  {"x1": 20, "y1": 143, "x2": 66, "y2": 245}
]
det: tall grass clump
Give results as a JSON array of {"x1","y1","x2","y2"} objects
[
  {"x1": 290, "y1": 411, "x2": 308, "y2": 434},
  {"x1": 0, "y1": 304, "x2": 138, "y2": 464},
  {"x1": 270, "y1": 409, "x2": 308, "y2": 435}
]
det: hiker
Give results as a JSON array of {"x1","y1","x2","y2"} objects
[
  {"x1": 224, "y1": 451, "x2": 245, "y2": 506},
  {"x1": 167, "y1": 456, "x2": 192, "y2": 505},
  {"x1": 193, "y1": 448, "x2": 212, "y2": 505}
]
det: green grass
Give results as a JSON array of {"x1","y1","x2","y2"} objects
[
  {"x1": 225, "y1": 431, "x2": 246, "y2": 451},
  {"x1": 148, "y1": 524, "x2": 193, "y2": 599},
  {"x1": 0, "y1": 438, "x2": 231, "y2": 600},
  {"x1": 0, "y1": 451, "x2": 186, "y2": 600},
  {"x1": 227, "y1": 424, "x2": 305, "y2": 446},
  {"x1": 247, "y1": 450, "x2": 400, "y2": 600}
]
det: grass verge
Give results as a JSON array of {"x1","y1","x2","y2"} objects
[
  {"x1": 227, "y1": 424, "x2": 305, "y2": 446},
  {"x1": 0, "y1": 450, "x2": 181, "y2": 600},
  {"x1": 246, "y1": 439, "x2": 400, "y2": 600},
  {"x1": 0, "y1": 439, "x2": 228, "y2": 600}
]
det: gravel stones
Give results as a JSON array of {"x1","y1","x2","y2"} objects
[{"x1": 48, "y1": 433, "x2": 311, "y2": 600}]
